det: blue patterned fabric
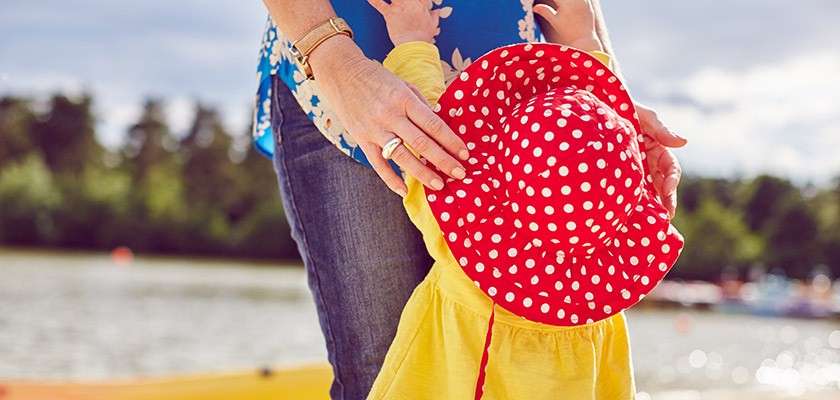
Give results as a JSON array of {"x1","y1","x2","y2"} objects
[{"x1": 253, "y1": 1, "x2": 543, "y2": 163}]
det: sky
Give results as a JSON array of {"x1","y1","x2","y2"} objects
[{"x1": 1, "y1": 0, "x2": 839, "y2": 183}]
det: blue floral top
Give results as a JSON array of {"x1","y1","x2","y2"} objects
[{"x1": 253, "y1": 1, "x2": 543, "y2": 165}]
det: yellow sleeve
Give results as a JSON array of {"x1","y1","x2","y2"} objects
[
  {"x1": 589, "y1": 50, "x2": 613, "y2": 71},
  {"x1": 382, "y1": 41, "x2": 446, "y2": 105}
]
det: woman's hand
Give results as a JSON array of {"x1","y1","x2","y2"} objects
[
  {"x1": 533, "y1": 0, "x2": 602, "y2": 52},
  {"x1": 636, "y1": 103, "x2": 687, "y2": 218},
  {"x1": 308, "y1": 35, "x2": 469, "y2": 197},
  {"x1": 368, "y1": 0, "x2": 441, "y2": 46}
]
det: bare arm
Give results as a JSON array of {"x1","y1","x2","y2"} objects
[
  {"x1": 261, "y1": 0, "x2": 468, "y2": 196},
  {"x1": 590, "y1": 0, "x2": 621, "y2": 76},
  {"x1": 536, "y1": 0, "x2": 620, "y2": 76}
]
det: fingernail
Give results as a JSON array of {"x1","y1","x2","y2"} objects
[
  {"x1": 396, "y1": 187, "x2": 407, "y2": 198},
  {"x1": 430, "y1": 178, "x2": 444, "y2": 190},
  {"x1": 458, "y1": 149, "x2": 469, "y2": 161},
  {"x1": 452, "y1": 167, "x2": 466, "y2": 179},
  {"x1": 673, "y1": 132, "x2": 688, "y2": 142}
]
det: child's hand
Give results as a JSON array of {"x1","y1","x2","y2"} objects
[
  {"x1": 368, "y1": 0, "x2": 442, "y2": 46},
  {"x1": 534, "y1": 0, "x2": 603, "y2": 52}
]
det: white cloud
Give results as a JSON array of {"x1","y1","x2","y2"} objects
[{"x1": 649, "y1": 52, "x2": 840, "y2": 183}]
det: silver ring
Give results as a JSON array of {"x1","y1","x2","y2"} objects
[{"x1": 381, "y1": 137, "x2": 403, "y2": 160}]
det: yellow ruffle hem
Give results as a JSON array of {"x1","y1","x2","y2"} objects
[{"x1": 367, "y1": 176, "x2": 635, "y2": 400}]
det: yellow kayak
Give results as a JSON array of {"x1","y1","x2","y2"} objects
[{"x1": 0, "y1": 364, "x2": 332, "y2": 400}]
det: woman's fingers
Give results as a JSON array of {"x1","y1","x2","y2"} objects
[
  {"x1": 405, "y1": 95, "x2": 469, "y2": 161},
  {"x1": 637, "y1": 104, "x2": 687, "y2": 148},
  {"x1": 405, "y1": 83, "x2": 426, "y2": 103},
  {"x1": 360, "y1": 142, "x2": 407, "y2": 197},
  {"x1": 392, "y1": 118, "x2": 466, "y2": 180},
  {"x1": 387, "y1": 140, "x2": 445, "y2": 190},
  {"x1": 533, "y1": 3, "x2": 559, "y2": 20},
  {"x1": 652, "y1": 145, "x2": 681, "y2": 217},
  {"x1": 366, "y1": 0, "x2": 390, "y2": 14}
]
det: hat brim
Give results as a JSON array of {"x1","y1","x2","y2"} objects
[{"x1": 426, "y1": 43, "x2": 684, "y2": 326}]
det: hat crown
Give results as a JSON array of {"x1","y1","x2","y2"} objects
[{"x1": 488, "y1": 87, "x2": 644, "y2": 258}]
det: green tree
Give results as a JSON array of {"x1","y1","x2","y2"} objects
[
  {"x1": 743, "y1": 175, "x2": 798, "y2": 232},
  {"x1": 763, "y1": 200, "x2": 821, "y2": 278},
  {"x1": 123, "y1": 99, "x2": 178, "y2": 183},
  {"x1": 180, "y1": 104, "x2": 239, "y2": 216},
  {"x1": 30, "y1": 94, "x2": 101, "y2": 174},
  {"x1": 672, "y1": 199, "x2": 764, "y2": 280},
  {"x1": 0, "y1": 155, "x2": 62, "y2": 244},
  {"x1": 0, "y1": 97, "x2": 37, "y2": 167}
]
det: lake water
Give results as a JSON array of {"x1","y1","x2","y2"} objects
[{"x1": 1, "y1": 249, "x2": 839, "y2": 399}]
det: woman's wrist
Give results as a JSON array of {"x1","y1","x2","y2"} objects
[
  {"x1": 568, "y1": 34, "x2": 603, "y2": 53},
  {"x1": 308, "y1": 34, "x2": 367, "y2": 80}
]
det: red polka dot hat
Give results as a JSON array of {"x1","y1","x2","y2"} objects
[{"x1": 428, "y1": 43, "x2": 684, "y2": 326}]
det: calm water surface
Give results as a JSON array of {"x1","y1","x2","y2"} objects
[{"x1": 1, "y1": 250, "x2": 838, "y2": 398}]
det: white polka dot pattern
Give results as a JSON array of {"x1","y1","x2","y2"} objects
[{"x1": 426, "y1": 43, "x2": 685, "y2": 326}]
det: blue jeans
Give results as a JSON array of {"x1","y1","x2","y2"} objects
[{"x1": 270, "y1": 77, "x2": 432, "y2": 400}]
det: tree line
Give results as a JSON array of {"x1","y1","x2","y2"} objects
[{"x1": 1, "y1": 93, "x2": 840, "y2": 280}]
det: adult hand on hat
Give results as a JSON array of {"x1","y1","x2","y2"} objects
[
  {"x1": 309, "y1": 35, "x2": 469, "y2": 197},
  {"x1": 635, "y1": 103, "x2": 686, "y2": 218}
]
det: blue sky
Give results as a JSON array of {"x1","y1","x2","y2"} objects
[{"x1": 2, "y1": 1, "x2": 839, "y2": 183}]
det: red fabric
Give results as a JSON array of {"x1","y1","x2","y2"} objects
[
  {"x1": 474, "y1": 304, "x2": 495, "y2": 400},
  {"x1": 428, "y1": 43, "x2": 684, "y2": 326}
]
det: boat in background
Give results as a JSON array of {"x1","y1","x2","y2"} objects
[{"x1": 645, "y1": 266, "x2": 840, "y2": 319}]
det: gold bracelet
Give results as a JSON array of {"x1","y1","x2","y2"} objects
[{"x1": 290, "y1": 17, "x2": 354, "y2": 80}]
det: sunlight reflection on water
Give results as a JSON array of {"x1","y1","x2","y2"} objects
[{"x1": 1, "y1": 250, "x2": 838, "y2": 397}]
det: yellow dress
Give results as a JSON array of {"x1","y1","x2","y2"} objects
[{"x1": 368, "y1": 42, "x2": 635, "y2": 400}]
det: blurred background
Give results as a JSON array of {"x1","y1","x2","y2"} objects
[{"x1": 1, "y1": 1, "x2": 839, "y2": 399}]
